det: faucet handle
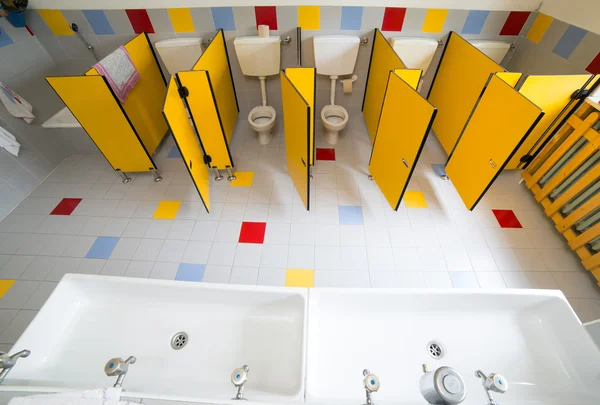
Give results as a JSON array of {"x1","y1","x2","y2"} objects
[
  {"x1": 231, "y1": 365, "x2": 250, "y2": 387},
  {"x1": 485, "y1": 373, "x2": 507, "y2": 393},
  {"x1": 104, "y1": 356, "x2": 136, "y2": 377},
  {"x1": 363, "y1": 369, "x2": 380, "y2": 392}
]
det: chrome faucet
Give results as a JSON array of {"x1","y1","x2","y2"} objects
[
  {"x1": 104, "y1": 356, "x2": 136, "y2": 388},
  {"x1": 231, "y1": 365, "x2": 250, "y2": 400},
  {"x1": 475, "y1": 370, "x2": 507, "y2": 405},
  {"x1": 362, "y1": 369, "x2": 380, "y2": 405},
  {"x1": 0, "y1": 350, "x2": 31, "y2": 383}
]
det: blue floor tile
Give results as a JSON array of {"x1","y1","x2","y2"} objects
[
  {"x1": 176, "y1": 263, "x2": 206, "y2": 281},
  {"x1": 167, "y1": 146, "x2": 182, "y2": 158},
  {"x1": 339, "y1": 206, "x2": 364, "y2": 225},
  {"x1": 86, "y1": 237, "x2": 119, "y2": 259}
]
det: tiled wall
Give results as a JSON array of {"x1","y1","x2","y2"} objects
[
  {"x1": 0, "y1": 18, "x2": 74, "y2": 221},
  {"x1": 20, "y1": 6, "x2": 537, "y2": 140},
  {"x1": 508, "y1": 13, "x2": 600, "y2": 76}
]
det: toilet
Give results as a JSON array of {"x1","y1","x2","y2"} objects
[
  {"x1": 155, "y1": 38, "x2": 203, "y2": 75},
  {"x1": 389, "y1": 37, "x2": 439, "y2": 74},
  {"x1": 470, "y1": 41, "x2": 512, "y2": 65},
  {"x1": 313, "y1": 35, "x2": 360, "y2": 145},
  {"x1": 234, "y1": 35, "x2": 281, "y2": 145}
]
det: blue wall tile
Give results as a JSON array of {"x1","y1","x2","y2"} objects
[
  {"x1": 82, "y1": 10, "x2": 115, "y2": 35},
  {"x1": 0, "y1": 29, "x2": 14, "y2": 48},
  {"x1": 553, "y1": 25, "x2": 587, "y2": 59},
  {"x1": 211, "y1": 7, "x2": 236, "y2": 31},
  {"x1": 176, "y1": 263, "x2": 206, "y2": 281},
  {"x1": 340, "y1": 6, "x2": 363, "y2": 30},
  {"x1": 461, "y1": 10, "x2": 489, "y2": 35},
  {"x1": 86, "y1": 237, "x2": 119, "y2": 259}
]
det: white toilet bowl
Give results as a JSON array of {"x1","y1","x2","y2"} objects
[
  {"x1": 248, "y1": 105, "x2": 276, "y2": 145},
  {"x1": 321, "y1": 104, "x2": 348, "y2": 145}
]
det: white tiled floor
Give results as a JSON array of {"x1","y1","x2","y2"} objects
[{"x1": 0, "y1": 114, "x2": 600, "y2": 349}]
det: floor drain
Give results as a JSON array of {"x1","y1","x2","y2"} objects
[
  {"x1": 171, "y1": 332, "x2": 188, "y2": 350},
  {"x1": 427, "y1": 341, "x2": 444, "y2": 359}
]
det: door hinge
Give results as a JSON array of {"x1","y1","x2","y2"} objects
[
  {"x1": 571, "y1": 88, "x2": 591, "y2": 100},
  {"x1": 520, "y1": 155, "x2": 534, "y2": 164},
  {"x1": 178, "y1": 86, "x2": 189, "y2": 98},
  {"x1": 203, "y1": 155, "x2": 212, "y2": 165}
]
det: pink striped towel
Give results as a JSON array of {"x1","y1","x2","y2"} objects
[{"x1": 94, "y1": 46, "x2": 140, "y2": 102}]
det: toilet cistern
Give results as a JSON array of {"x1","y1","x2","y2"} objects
[
  {"x1": 362, "y1": 369, "x2": 380, "y2": 405},
  {"x1": 231, "y1": 364, "x2": 250, "y2": 400},
  {"x1": 475, "y1": 370, "x2": 507, "y2": 405}
]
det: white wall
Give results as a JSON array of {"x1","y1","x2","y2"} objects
[
  {"x1": 29, "y1": 0, "x2": 543, "y2": 11},
  {"x1": 540, "y1": 0, "x2": 600, "y2": 34}
]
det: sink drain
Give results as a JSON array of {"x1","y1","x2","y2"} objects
[
  {"x1": 171, "y1": 332, "x2": 188, "y2": 350},
  {"x1": 427, "y1": 341, "x2": 444, "y2": 359}
]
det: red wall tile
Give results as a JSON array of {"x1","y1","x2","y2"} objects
[
  {"x1": 499, "y1": 11, "x2": 531, "y2": 36},
  {"x1": 126, "y1": 9, "x2": 155, "y2": 34},
  {"x1": 587, "y1": 52, "x2": 600, "y2": 74},
  {"x1": 382, "y1": 7, "x2": 406, "y2": 32},
  {"x1": 255, "y1": 6, "x2": 278, "y2": 30}
]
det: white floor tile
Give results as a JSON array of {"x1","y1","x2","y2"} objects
[
  {"x1": 525, "y1": 228, "x2": 565, "y2": 249},
  {"x1": 526, "y1": 272, "x2": 559, "y2": 289},
  {"x1": 0, "y1": 280, "x2": 40, "y2": 309},
  {"x1": 539, "y1": 248, "x2": 583, "y2": 272},
  {"x1": 202, "y1": 265, "x2": 232, "y2": 283},
  {"x1": 476, "y1": 272, "x2": 506, "y2": 288},
  {"x1": 367, "y1": 247, "x2": 395, "y2": 271},
  {"x1": 267, "y1": 204, "x2": 292, "y2": 223},
  {"x1": 214, "y1": 221, "x2": 242, "y2": 242},
  {"x1": 144, "y1": 220, "x2": 173, "y2": 239},
  {"x1": 514, "y1": 249, "x2": 547, "y2": 271},
  {"x1": 234, "y1": 244, "x2": 262, "y2": 267},
  {"x1": 78, "y1": 217, "x2": 110, "y2": 236},
  {"x1": 290, "y1": 223, "x2": 316, "y2": 245},
  {"x1": 395, "y1": 272, "x2": 426, "y2": 288},
  {"x1": 315, "y1": 270, "x2": 370, "y2": 287},
  {"x1": 482, "y1": 228, "x2": 511, "y2": 249},
  {"x1": 468, "y1": 248, "x2": 498, "y2": 272},
  {"x1": 263, "y1": 223, "x2": 290, "y2": 245},
  {"x1": 443, "y1": 247, "x2": 473, "y2": 271},
  {"x1": 341, "y1": 246, "x2": 368, "y2": 271},
  {"x1": 0, "y1": 255, "x2": 35, "y2": 279},
  {"x1": 287, "y1": 245, "x2": 314, "y2": 269},
  {"x1": 315, "y1": 246, "x2": 342, "y2": 270},
  {"x1": 230, "y1": 266, "x2": 259, "y2": 285},
  {"x1": 39, "y1": 235, "x2": 75, "y2": 257},
  {"x1": 132, "y1": 239, "x2": 164, "y2": 262},
  {"x1": 503, "y1": 229, "x2": 533, "y2": 249},
  {"x1": 20, "y1": 256, "x2": 60, "y2": 281},
  {"x1": 45, "y1": 257, "x2": 83, "y2": 281},
  {"x1": 449, "y1": 272, "x2": 480, "y2": 288},
  {"x1": 16, "y1": 234, "x2": 52, "y2": 255},
  {"x1": 392, "y1": 247, "x2": 420, "y2": 271},
  {"x1": 417, "y1": 247, "x2": 447, "y2": 272},
  {"x1": 244, "y1": 204, "x2": 269, "y2": 222},
  {"x1": 100, "y1": 218, "x2": 130, "y2": 237},
  {"x1": 364, "y1": 225, "x2": 391, "y2": 247},
  {"x1": 566, "y1": 298, "x2": 600, "y2": 323},
  {"x1": 423, "y1": 272, "x2": 453, "y2": 288},
  {"x1": 257, "y1": 268, "x2": 286, "y2": 286},
  {"x1": 190, "y1": 221, "x2": 218, "y2": 241},
  {"x1": 315, "y1": 224, "x2": 341, "y2": 246},
  {"x1": 149, "y1": 262, "x2": 178, "y2": 280},
  {"x1": 501, "y1": 272, "x2": 532, "y2": 288},
  {"x1": 221, "y1": 203, "x2": 247, "y2": 221},
  {"x1": 208, "y1": 242, "x2": 237, "y2": 266},
  {"x1": 167, "y1": 220, "x2": 195, "y2": 240},
  {"x1": 62, "y1": 236, "x2": 96, "y2": 258},
  {"x1": 182, "y1": 241, "x2": 211, "y2": 264},
  {"x1": 340, "y1": 225, "x2": 366, "y2": 246},
  {"x1": 122, "y1": 218, "x2": 151, "y2": 238},
  {"x1": 157, "y1": 240, "x2": 187, "y2": 263},
  {"x1": 109, "y1": 238, "x2": 140, "y2": 260},
  {"x1": 552, "y1": 272, "x2": 600, "y2": 299},
  {"x1": 491, "y1": 248, "x2": 523, "y2": 272},
  {"x1": 124, "y1": 261, "x2": 153, "y2": 278},
  {"x1": 100, "y1": 260, "x2": 130, "y2": 276}
]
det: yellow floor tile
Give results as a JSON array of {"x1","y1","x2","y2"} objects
[
  {"x1": 404, "y1": 191, "x2": 428, "y2": 208},
  {"x1": 285, "y1": 269, "x2": 314, "y2": 288},
  {"x1": 0, "y1": 280, "x2": 15, "y2": 299},
  {"x1": 230, "y1": 172, "x2": 254, "y2": 187},
  {"x1": 153, "y1": 200, "x2": 182, "y2": 219}
]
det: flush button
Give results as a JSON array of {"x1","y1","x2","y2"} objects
[{"x1": 443, "y1": 374, "x2": 461, "y2": 394}]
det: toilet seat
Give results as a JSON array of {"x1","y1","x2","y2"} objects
[
  {"x1": 321, "y1": 105, "x2": 348, "y2": 145},
  {"x1": 248, "y1": 106, "x2": 276, "y2": 145}
]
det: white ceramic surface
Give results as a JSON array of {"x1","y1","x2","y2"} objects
[
  {"x1": 3, "y1": 275, "x2": 307, "y2": 405},
  {"x1": 306, "y1": 288, "x2": 600, "y2": 405},
  {"x1": 42, "y1": 107, "x2": 81, "y2": 128}
]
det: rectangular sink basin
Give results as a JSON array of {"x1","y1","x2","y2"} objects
[
  {"x1": 306, "y1": 289, "x2": 600, "y2": 405},
  {"x1": 3, "y1": 275, "x2": 307, "y2": 404}
]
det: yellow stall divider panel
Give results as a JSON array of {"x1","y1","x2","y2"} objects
[
  {"x1": 446, "y1": 74, "x2": 543, "y2": 211},
  {"x1": 505, "y1": 74, "x2": 594, "y2": 169},
  {"x1": 370, "y1": 71, "x2": 437, "y2": 210},
  {"x1": 122, "y1": 33, "x2": 168, "y2": 156},
  {"x1": 281, "y1": 72, "x2": 311, "y2": 210},
  {"x1": 47, "y1": 76, "x2": 155, "y2": 173},
  {"x1": 496, "y1": 72, "x2": 522, "y2": 88},
  {"x1": 163, "y1": 76, "x2": 210, "y2": 213},
  {"x1": 177, "y1": 70, "x2": 233, "y2": 169},
  {"x1": 393, "y1": 69, "x2": 422, "y2": 90},
  {"x1": 363, "y1": 29, "x2": 406, "y2": 142},
  {"x1": 428, "y1": 32, "x2": 504, "y2": 155},
  {"x1": 193, "y1": 30, "x2": 239, "y2": 143},
  {"x1": 285, "y1": 68, "x2": 316, "y2": 165}
]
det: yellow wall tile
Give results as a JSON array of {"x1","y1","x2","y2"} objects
[
  {"x1": 526, "y1": 13, "x2": 553, "y2": 44},
  {"x1": 153, "y1": 201, "x2": 182, "y2": 219},
  {"x1": 286, "y1": 269, "x2": 314, "y2": 288},
  {"x1": 168, "y1": 8, "x2": 195, "y2": 33},
  {"x1": 38, "y1": 10, "x2": 74, "y2": 36},
  {"x1": 0, "y1": 280, "x2": 15, "y2": 299},
  {"x1": 422, "y1": 9, "x2": 448, "y2": 33},
  {"x1": 298, "y1": 6, "x2": 320, "y2": 30}
]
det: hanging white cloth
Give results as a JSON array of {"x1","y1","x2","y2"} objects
[
  {"x1": 8, "y1": 387, "x2": 136, "y2": 405},
  {"x1": 0, "y1": 81, "x2": 35, "y2": 124},
  {"x1": 0, "y1": 125, "x2": 20, "y2": 157}
]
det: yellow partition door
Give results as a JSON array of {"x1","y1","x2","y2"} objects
[
  {"x1": 193, "y1": 29, "x2": 239, "y2": 143},
  {"x1": 47, "y1": 75, "x2": 155, "y2": 173},
  {"x1": 285, "y1": 68, "x2": 316, "y2": 165},
  {"x1": 121, "y1": 33, "x2": 168, "y2": 155},
  {"x1": 394, "y1": 69, "x2": 422, "y2": 90},
  {"x1": 369, "y1": 71, "x2": 437, "y2": 210},
  {"x1": 163, "y1": 76, "x2": 210, "y2": 213},
  {"x1": 496, "y1": 72, "x2": 523, "y2": 88},
  {"x1": 281, "y1": 71, "x2": 311, "y2": 210},
  {"x1": 505, "y1": 74, "x2": 594, "y2": 169},
  {"x1": 446, "y1": 74, "x2": 544, "y2": 210},
  {"x1": 177, "y1": 70, "x2": 233, "y2": 169},
  {"x1": 362, "y1": 29, "x2": 406, "y2": 142},
  {"x1": 428, "y1": 32, "x2": 504, "y2": 155}
]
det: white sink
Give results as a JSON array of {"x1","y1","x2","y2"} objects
[
  {"x1": 306, "y1": 289, "x2": 600, "y2": 405},
  {"x1": 3, "y1": 275, "x2": 307, "y2": 404},
  {"x1": 42, "y1": 107, "x2": 81, "y2": 128}
]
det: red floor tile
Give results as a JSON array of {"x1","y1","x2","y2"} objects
[
  {"x1": 492, "y1": 209, "x2": 522, "y2": 228},
  {"x1": 50, "y1": 198, "x2": 82, "y2": 215},
  {"x1": 316, "y1": 148, "x2": 336, "y2": 161},
  {"x1": 239, "y1": 222, "x2": 267, "y2": 244}
]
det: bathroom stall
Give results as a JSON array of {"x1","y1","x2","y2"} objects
[{"x1": 47, "y1": 33, "x2": 168, "y2": 183}]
